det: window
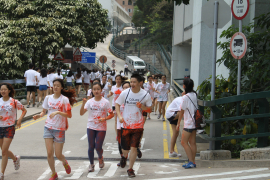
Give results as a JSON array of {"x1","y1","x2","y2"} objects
[
  {"x1": 128, "y1": 9, "x2": 132, "y2": 13},
  {"x1": 134, "y1": 61, "x2": 145, "y2": 67},
  {"x1": 123, "y1": 1, "x2": 125, "y2": 5},
  {"x1": 133, "y1": 2, "x2": 136, "y2": 6},
  {"x1": 128, "y1": 0, "x2": 132, "y2": 5}
]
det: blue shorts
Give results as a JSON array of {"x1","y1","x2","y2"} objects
[
  {"x1": 43, "y1": 127, "x2": 65, "y2": 143},
  {"x1": 66, "y1": 82, "x2": 73, "y2": 87},
  {"x1": 39, "y1": 85, "x2": 48, "y2": 91}
]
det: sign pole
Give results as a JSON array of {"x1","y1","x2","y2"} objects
[
  {"x1": 237, "y1": 20, "x2": 242, "y2": 96},
  {"x1": 210, "y1": 1, "x2": 219, "y2": 150},
  {"x1": 58, "y1": 60, "x2": 60, "y2": 69}
]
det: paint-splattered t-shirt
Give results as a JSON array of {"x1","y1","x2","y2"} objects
[
  {"x1": 0, "y1": 97, "x2": 24, "y2": 127},
  {"x1": 155, "y1": 82, "x2": 170, "y2": 99},
  {"x1": 144, "y1": 82, "x2": 155, "y2": 99},
  {"x1": 43, "y1": 94, "x2": 71, "y2": 131},
  {"x1": 180, "y1": 92, "x2": 197, "y2": 129},
  {"x1": 111, "y1": 85, "x2": 123, "y2": 107},
  {"x1": 84, "y1": 97, "x2": 112, "y2": 131},
  {"x1": 116, "y1": 88, "x2": 152, "y2": 129},
  {"x1": 117, "y1": 104, "x2": 125, "y2": 130}
]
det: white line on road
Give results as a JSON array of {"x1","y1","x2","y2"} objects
[
  {"x1": 64, "y1": 151, "x2": 71, "y2": 155},
  {"x1": 207, "y1": 173, "x2": 270, "y2": 180},
  {"x1": 140, "y1": 138, "x2": 145, "y2": 149},
  {"x1": 64, "y1": 163, "x2": 89, "y2": 179},
  {"x1": 37, "y1": 160, "x2": 61, "y2": 180},
  {"x1": 104, "y1": 162, "x2": 118, "y2": 177},
  {"x1": 80, "y1": 134, "x2": 87, "y2": 140},
  {"x1": 87, "y1": 162, "x2": 101, "y2": 178},
  {"x1": 146, "y1": 168, "x2": 269, "y2": 180}
]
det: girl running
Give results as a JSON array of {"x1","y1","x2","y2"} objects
[
  {"x1": 116, "y1": 81, "x2": 130, "y2": 166},
  {"x1": 83, "y1": 70, "x2": 91, "y2": 95},
  {"x1": 155, "y1": 75, "x2": 170, "y2": 121},
  {"x1": 153, "y1": 76, "x2": 159, "y2": 115},
  {"x1": 0, "y1": 83, "x2": 27, "y2": 180},
  {"x1": 66, "y1": 71, "x2": 74, "y2": 90},
  {"x1": 55, "y1": 69, "x2": 63, "y2": 80},
  {"x1": 176, "y1": 78, "x2": 197, "y2": 169},
  {"x1": 80, "y1": 82, "x2": 114, "y2": 172},
  {"x1": 33, "y1": 79, "x2": 76, "y2": 180},
  {"x1": 37, "y1": 68, "x2": 49, "y2": 107},
  {"x1": 101, "y1": 75, "x2": 111, "y2": 101},
  {"x1": 75, "y1": 68, "x2": 84, "y2": 97},
  {"x1": 87, "y1": 78, "x2": 100, "y2": 100}
]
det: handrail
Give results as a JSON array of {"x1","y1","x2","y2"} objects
[
  {"x1": 172, "y1": 79, "x2": 184, "y2": 97},
  {"x1": 156, "y1": 43, "x2": 171, "y2": 71},
  {"x1": 160, "y1": 44, "x2": 171, "y2": 63}
]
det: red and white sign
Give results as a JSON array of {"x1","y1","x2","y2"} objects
[
  {"x1": 112, "y1": 64, "x2": 116, "y2": 68},
  {"x1": 112, "y1": 60, "x2": 116, "y2": 64},
  {"x1": 54, "y1": 52, "x2": 64, "y2": 60},
  {"x1": 230, "y1": 32, "x2": 247, "y2": 59},
  {"x1": 231, "y1": 0, "x2": 249, "y2": 20},
  {"x1": 73, "y1": 48, "x2": 82, "y2": 62}
]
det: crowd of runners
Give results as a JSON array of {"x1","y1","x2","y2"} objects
[{"x1": 0, "y1": 63, "x2": 198, "y2": 179}]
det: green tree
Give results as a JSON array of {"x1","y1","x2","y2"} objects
[{"x1": 0, "y1": 0, "x2": 109, "y2": 79}]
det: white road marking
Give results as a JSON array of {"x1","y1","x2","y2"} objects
[
  {"x1": 133, "y1": 162, "x2": 140, "y2": 174},
  {"x1": 140, "y1": 138, "x2": 145, "y2": 149},
  {"x1": 104, "y1": 162, "x2": 118, "y2": 177},
  {"x1": 207, "y1": 173, "x2": 270, "y2": 180},
  {"x1": 87, "y1": 162, "x2": 101, "y2": 178},
  {"x1": 64, "y1": 151, "x2": 71, "y2": 155},
  {"x1": 147, "y1": 168, "x2": 269, "y2": 180},
  {"x1": 37, "y1": 160, "x2": 61, "y2": 180},
  {"x1": 80, "y1": 134, "x2": 87, "y2": 140},
  {"x1": 64, "y1": 163, "x2": 89, "y2": 179}
]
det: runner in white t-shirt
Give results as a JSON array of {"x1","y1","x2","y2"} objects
[
  {"x1": 144, "y1": 75, "x2": 155, "y2": 119},
  {"x1": 0, "y1": 83, "x2": 27, "y2": 179},
  {"x1": 35, "y1": 68, "x2": 41, "y2": 106},
  {"x1": 83, "y1": 70, "x2": 91, "y2": 95},
  {"x1": 153, "y1": 76, "x2": 159, "y2": 115},
  {"x1": 115, "y1": 74, "x2": 152, "y2": 177},
  {"x1": 80, "y1": 82, "x2": 114, "y2": 173},
  {"x1": 33, "y1": 79, "x2": 76, "y2": 179},
  {"x1": 101, "y1": 75, "x2": 111, "y2": 100},
  {"x1": 75, "y1": 69, "x2": 84, "y2": 97},
  {"x1": 24, "y1": 63, "x2": 38, "y2": 108},
  {"x1": 65, "y1": 71, "x2": 74, "y2": 90},
  {"x1": 124, "y1": 63, "x2": 128, "y2": 76},
  {"x1": 37, "y1": 68, "x2": 49, "y2": 107},
  {"x1": 90, "y1": 70, "x2": 96, "y2": 87},
  {"x1": 176, "y1": 78, "x2": 197, "y2": 169},
  {"x1": 155, "y1": 75, "x2": 170, "y2": 121}
]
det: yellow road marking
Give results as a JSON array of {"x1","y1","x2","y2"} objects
[{"x1": 16, "y1": 116, "x2": 47, "y2": 131}]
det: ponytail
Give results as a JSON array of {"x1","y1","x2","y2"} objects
[
  {"x1": 183, "y1": 78, "x2": 196, "y2": 94},
  {"x1": 53, "y1": 79, "x2": 77, "y2": 106}
]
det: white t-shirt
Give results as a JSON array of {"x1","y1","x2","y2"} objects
[
  {"x1": 115, "y1": 88, "x2": 152, "y2": 129},
  {"x1": 144, "y1": 82, "x2": 155, "y2": 99},
  {"x1": 165, "y1": 97, "x2": 183, "y2": 118},
  {"x1": 155, "y1": 82, "x2": 170, "y2": 99},
  {"x1": 102, "y1": 82, "x2": 111, "y2": 100},
  {"x1": 153, "y1": 82, "x2": 159, "y2": 98},
  {"x1": 87, "y1": 89, "x2": 93, "y2": 97},
  {"x1": 75, "y1": 74, "x2": 84, "y2": 83},
  {"x1": 48, "y1": 74, "x2": 57, "y2": 87},
  {"x1": 0, "y1": 97, "x2": 24, "y2": 127},
  {"x1": 111, "y1": 74, "x2": 116, "y2": 81},
  {"x1": 95, "y1": 72, "x2": 100, "y2": 79},
  {"x1": 180, "y1": 92, "x2": 197, "y2": 129},
  {"x1": 124, "y1": 64, "x2": 128, "y2": 68},
  {"x1": 121, "y1": 72, "x2": 125, "y2": 77},
  {"x1": 117, "y1": 104, "x2": 125, "y2": 129},
  {"x1": 38, "y1": 75, "x2": 48, "y2": 86},
  {"x1": 111, "y1": 85, "x2": 123, "y2": 107},
  {"x1": 90, "y1": 72, "x2": 95, "y2": 81},
  {"x1": 66, "y1": 75, "x2": 74, "y2": 83},
  {"x1": 24, "y1": 69, "x2": 37, "y2": 86},
  {"x1": 55, "y1": 74, "x2": 63, "y2": 80},
  {"x1": 36, "y1": 72, "x2": 40, "y2": 86},
  {"x1": 84, "y1": 97, "x2": 112, "y2": 131},
  {"x1": 84, "y1": 73, "x2": 91, "y2": 83},
  {"x1": 43, "y1": 95, "x2": 71, "y2": 131}
]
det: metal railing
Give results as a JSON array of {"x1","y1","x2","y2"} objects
[
  {"x1": 172, "y1": 78, "x2": 185, "y2": 97},
  {"x1": 156, "y1": 43, "x2": 171, "y2": 71}
]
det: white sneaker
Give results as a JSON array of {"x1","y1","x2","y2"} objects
[
  {"x1": 0, "y1": 173, "x2": 3, "y2": 180},
  {"x1": 169, "y1": 152, "x2": 182, "y2": 157},
  {"x1": 13, "y1": 155, "x2": 20, "y2": 170},
  {"x1": 162, "y1": 117, "x2": 165, "y2": 121},
  {"x1": 157, "y1": 114, "x2": 161, "y2": 119}
]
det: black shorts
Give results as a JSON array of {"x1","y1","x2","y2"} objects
[
  {"x1": 167, "y1": 111, "x2": 178, "y2": 125},
  {"x1": 143, "y1": 112, "x2": 147, "y2": 117},
  {"x1": 0, "y1": 126, "x2": 15, "y2": 139},
  {"x1": 183, "y1": 128, "x2": 196, "y2": 133},
  {"x1": 26, "y1": 86, "x2": 36, "y2": 92},
  {"x1": 121, "y1": 128, "x2": 143, "y2": 150},
  {"x1": 112, "y1": 106, "x2": 115, "y2": 111},
  {"x1": 76, "y1": 83, "x2": 82, "y2": 86}
]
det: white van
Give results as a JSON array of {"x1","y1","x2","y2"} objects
[{"x1": 126, "y1": 56, "x2": 146, "y2": 75}]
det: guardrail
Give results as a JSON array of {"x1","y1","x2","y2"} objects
[
  {"x1": 0, "y1": 79, "x2": 26, "y2": 99},
  {"x1": 156, "y1": 43, "x2": 171, "y2": 71},
  {"x1": 172, "y1": 78, "x2": 185, "y2": 97}
]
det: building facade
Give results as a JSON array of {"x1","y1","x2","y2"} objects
[
  {"x1": 115, "y1": 0, "x2": 136, "y2": 17},
  {"x1": 172, "y1": 0, "x2": 270, "y2": 90}
]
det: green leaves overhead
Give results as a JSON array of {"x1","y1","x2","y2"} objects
[{"x1": 0, "y1": 0, "x2": 109, "y2": 78}]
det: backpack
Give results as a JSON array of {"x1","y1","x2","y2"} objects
[{"x1": 186, "y1": 95, "x2": 205, "y2": 129}]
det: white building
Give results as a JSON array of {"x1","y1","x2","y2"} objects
[
  {"x1": 97, "y1": 0, "x2": 132, "y2": 32},
  {"x1": 172, "y1": 0, "x2": 269, "y2": 89}
]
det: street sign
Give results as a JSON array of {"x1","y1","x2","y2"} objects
[
  {"x1": 99, "y1": 55, "x2": 107, "y2": 63},
  {"x1": 231, "y1": 0, "x2": 249, "y2": 20},
  {"x1": 201, "y1": 0, "x2": 231, "y2": 29},
  {"x1": 73, "y1": 48, "x2": 82, "y2": 61},
  {"x1": 54, "y1": 52, "x2": 64, "y2": 60},
  {"x1": 81, "y1": 52, "x2": 96, "y2": 63},
  {"x1": 112, "y1": 64, "x2": 116, "y2": 68},
  {"x1": 230, "y1": 32, "x2": 247, "y2": 59},
  {"x1": 112, "y1": 60, "x2": 116, "y2": 63}
]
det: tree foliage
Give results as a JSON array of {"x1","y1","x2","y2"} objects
[{"x1": 0, "y1": 0, "x2": 109, "y2": 79}]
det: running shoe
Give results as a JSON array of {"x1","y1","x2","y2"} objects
[
  {"x1": 13, "y1": 155, "x2": 20, "y2": 170},
  {"x1": 27, "y1": 105, "x2": 30, "y2": 108},
  {"x1": 169, "y1": 152, "x2": 182, "y2": 157},
  {"x1": 49, "y1": 173, "x2": 58, "y2": 180},
  {"x1": 33, "y1": 103, "x2": 35, "y2": 107},
  {"x1": 147, "y1": 117, "x2": 151, "y2": 120},
  {"x1": 127, "y1": 168, "x2": 136, "y2": 178},
  {"x1": 120, "y1": 156, "x2": 127, "y2": 168},
  {"x1": 182, "y1": 163, "x2": 188, "y2": 167},
  {"x1": 117, "y1": 162, "x2": 120, "y2": 166},
  {"x1": 63, "y1": 160, "x2": 71, "y2": 174},
  {"x1": 0, "y1": 173, "x2": 3, "y2": 180},
  {"x1": 184, "y1": 162, "x2": 196, "y2": 169},
  {"x1": 137, "y1": 148, "x2": 142, "y2": 158},
  {"x1": 98, "y1": 156, "x2": 105, "y2": 168},
  {"x1": 162, "y1": 117, "x2": 165, "y2": 121},
  {"x1": 88, "y1": 164, "x2": 95, "y2": 172},
  {"x1": 157, "y1": 114, "x2": 161, "y2": 119}
]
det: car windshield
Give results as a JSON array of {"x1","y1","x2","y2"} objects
[{"x1": 134, "y1": 61, "x2": 145, "y2": 66}]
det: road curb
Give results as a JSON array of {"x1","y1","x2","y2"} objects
[{"x1": 196, "y1": 159, "x2": 270, "y2": 168}]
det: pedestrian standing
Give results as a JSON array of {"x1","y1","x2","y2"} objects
[
  {"x1": 24, "y1": 63, "x2": 38, "y2": 108},
  {"x1": 37, "y1": 69, "x2": 49, "y2": 107},
  {"x1": 80, "y1": 82, "x2": 114, "y2": 172},
  {"x1": 65, "y1": 71, "x2": 74, "y2": 90},
  {"x1": 155, "y1": 75, "x2": 170, "y2": 121},
  {"x1": 0, "y1": 83, "x2": 27, "y2": 180},
  {"x1": 33, "y1": 79, "x2": 76, "y2": 180},
  {"x1": 115, "y1": 74, "x2": 152, "y2": 178},
  {"x1": 176, "y1": 78, "x2": 197, "y2": 169},
  {"x1": 124, "y1": 63, "x2": 128, "y2": 76}
]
